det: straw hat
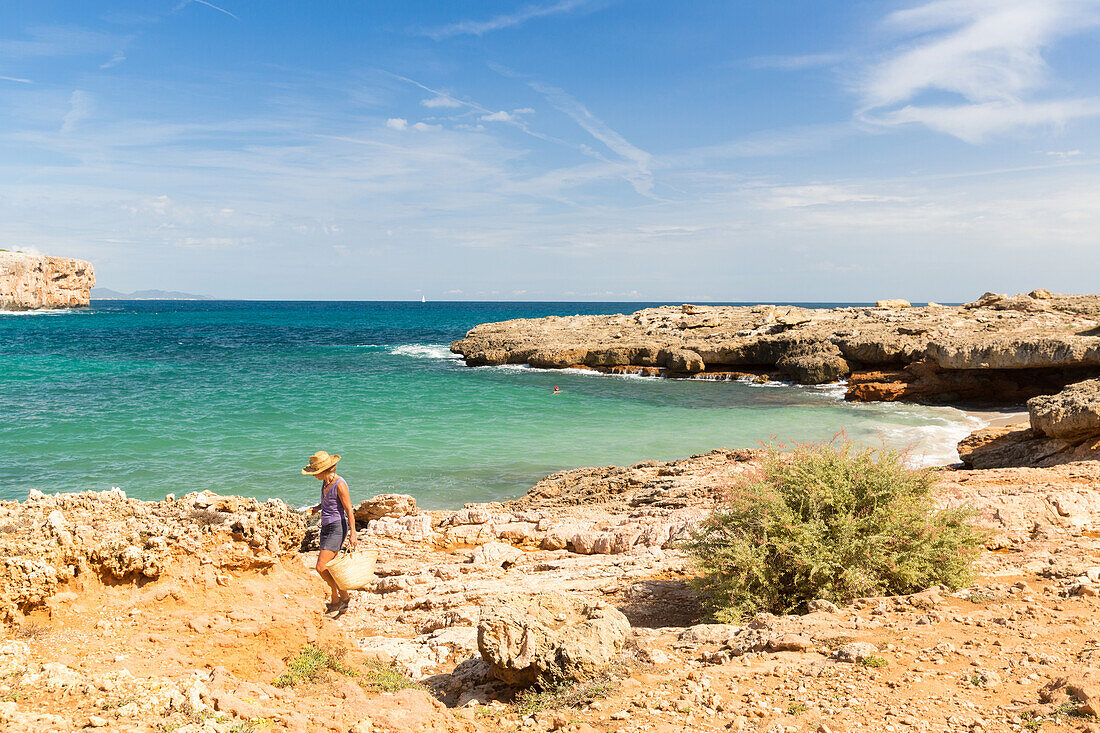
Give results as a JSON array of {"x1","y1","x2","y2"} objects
[{"x1": 302, "y1": 451, "x2": 341, "y2": 475}]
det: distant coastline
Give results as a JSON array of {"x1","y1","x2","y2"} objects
[{"x1": 91, "y1": 287, "x2": 213, "y2": 301}]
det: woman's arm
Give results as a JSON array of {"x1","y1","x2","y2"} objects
[{"x1": 337, "y1": 481, "x2": 357, "y2": 547}]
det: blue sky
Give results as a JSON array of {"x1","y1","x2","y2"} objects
[{"x1": 2, "y1": 0, "x2": 1100, "y2": 301}]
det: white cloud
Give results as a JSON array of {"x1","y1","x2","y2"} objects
[
  {"x1": 513, "y1": 107, "x2": 535, "y2": 115},
  {"x1": 859, "y1": 0, "x2": 1100, "y2": 141},
  {"x1": 871, "y1": 99, "x2": 1100, "y2": 144},
  {"x1": 424, "y1": 0, "x2": 595, "y2": 39},
  {"x1": 480, "y1": 110, "x2": 515, "y2": 123},
  {"x1": 421, "y1": 94, "x2": 463, "y2": 108},
  {"x1": 61, "y1": 90, "x2": 92, "y2": 133},
  {"x1": 412, "y1": 121, "x2": 441, "y2": 131},
  {"x1": 386, "y1": 117, "x2": 408, "y2": 130},
  {"x1": 0, "y1": 75, "x2": 32, "y2": 84}
]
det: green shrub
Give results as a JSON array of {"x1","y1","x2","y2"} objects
[
  {"x1": 859, "y1": 655, "x2": 888, "y2": 668},
  {"x1": 685, "y1": 441, "x2": 983, "y2": 622},
  {"x1": 273, "y1": 645, "x2": 355, "y2": 688},
  {"x1": 358, "y1": 662, "x2": 422, "y2": 693},
  {"x1": 512, "y1": 675, "x2": 613, "y2": 716}
]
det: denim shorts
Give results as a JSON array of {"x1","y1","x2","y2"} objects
[{"x1": 319, "y1": 520, "x2": 348, "y2": 552}]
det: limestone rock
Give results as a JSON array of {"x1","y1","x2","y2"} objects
[
  {"x1": 833, "y1": 642, "x2": 878, "y2": 663},
  {"x1": 663, "y1": 348, "x2": 705, "y2": 374},
  {"x1": 355, "y1": 494, "x2": 417, "y2": 523},
  {"x1": 477, "y1": 592, "x2": 630, "y2": 685},
  {"x1": 469, "y1": 541, "x2": 521, "y2": 568},
  {"x1": 957, "y1": 424, "x2": 1074, "y2": 468},
  {"x1": 450, "y1": 291, "x2": 1100, "y2": 413},
  {"x1": 1028, "y1": 378, "x2": 1100, "y2": 439},
  {"x1": 776, "y1": 343, "x2": 851, "y2": 385},
  {"x1": 0, "y1": 252, "x2": 95, "y2": 310},
  {"x1": 875, "y1": 299, "x2": 911, "y2": 308}
]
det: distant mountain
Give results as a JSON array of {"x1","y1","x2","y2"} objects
[{"x1": 92, "y1": 287, "x2": 214, "y2": 300}]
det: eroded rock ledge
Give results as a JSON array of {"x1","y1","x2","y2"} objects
[
  {"x1": 0, "y1": 251, "x2": 95, "y2": 310},
  {"x1": 451, "y1": 291, "x2": 1100, "y2": 405}
]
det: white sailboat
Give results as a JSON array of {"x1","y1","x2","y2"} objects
[{"x1": 420, "y1": 295, "x2": 426, "y2": 303}]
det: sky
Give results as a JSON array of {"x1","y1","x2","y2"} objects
[{"x1": 2, "y1": 0, "x2": 1100, "y2": 301}]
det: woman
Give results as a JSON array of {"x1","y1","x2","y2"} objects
[{"x1": 302, "y1": 450, "x2": 357, "y2": 613}]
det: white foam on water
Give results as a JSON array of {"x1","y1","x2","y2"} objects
[
  {"x1": 852, "y1": 405, "x2": 987, "y2": 468},
  {"x1": 558, "y1": 367, "x2": 658, "y2": 380},
  {"x1": 389, "y1": 343, "x2": 461, "y2": 360},
  {"x1": 0, "y1": 307, "x2": 81, "y2": 316}
]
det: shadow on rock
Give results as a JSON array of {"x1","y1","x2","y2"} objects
[{"x1": 619, "y1": 578, "x2": 705, "y2": 628}]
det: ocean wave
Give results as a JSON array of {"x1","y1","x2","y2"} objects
[
  {"x1": 389, "y1": 344, "x2": 461, "y2": 360},
  {"x1": 0, "y1": 307, "x2": 81, "y2": 316}
]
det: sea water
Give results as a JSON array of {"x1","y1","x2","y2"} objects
[{"x1": 0, "y1": 301, "x2": 984, "y2": 508}]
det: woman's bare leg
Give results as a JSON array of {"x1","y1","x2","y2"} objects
[{"x1": 315, "y1": 550, "x2": 340, "y2": 605}]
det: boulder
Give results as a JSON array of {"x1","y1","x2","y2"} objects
[
  {"x1": 469, "y1": 541, "x2": 521, "y2": 568},
  {"x1": 776, "y1": 343, "x2": 851, "y2": 385},
  {"x1": 1028, "y1": 379, "x2": 1100, "y2": 439},
  {"x1": 875, "y1": 299, "x2": 911, "y2": 308},
  {"x1": 355, "y1": 494, "x2": 417, "y2": 523},
  {"x1": 1030, "y1": 289, "x2": 1053, "y2": 300},
  {"x1": 662, "y1": 348, "x2": 705, "y2": 374},
  {"x1": 477, "y1": 592, "x2": 630, "y2": 686},
  {"x1": 833, "y1": 642, "x2": 878, "y2": 663},
  {"x1": 963, "y1": 292, "x2": 1006, "y2": 309}
]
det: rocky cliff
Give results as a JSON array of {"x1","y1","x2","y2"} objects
[
  {"x1": 0, "y1": 251, "x2": 95, "y2": 310},
  {"x1": 451, "y1": 291, "x2": 1100, "y2": 405}
]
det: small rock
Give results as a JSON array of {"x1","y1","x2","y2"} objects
[{"x1": 833, "y1": 642, "x2": 878, "y2": 663}]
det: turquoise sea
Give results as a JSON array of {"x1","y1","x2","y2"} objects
[{"x1": 0, "y1": 301, "x2": 986, "y2": 508}]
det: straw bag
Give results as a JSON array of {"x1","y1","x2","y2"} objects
[{"x1": 326, "y1": 548, "x2": 378, "y2": 591}]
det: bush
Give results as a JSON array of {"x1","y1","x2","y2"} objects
[
  {"x1": 685, "y1": 441, "x2": 983, "y2": 622},
  {"x1": 273, "y1": 645, "x2": 355, "y2": 688}
]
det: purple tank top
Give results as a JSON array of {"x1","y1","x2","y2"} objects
[{"x1": 320, "y1": 476, "x2": 347, "y2": 527}]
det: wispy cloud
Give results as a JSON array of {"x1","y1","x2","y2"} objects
[
  {"x1": 100, "y1": 52, "x2": 126, "y2": 69},
  {"x1": 388, "y1": 70, "x2": 581, "y2": 151},
  {"x1": 747, "y1": 53, "x2": 844, "y2": 70},
  {"x1": 423, "y1": 0, "x2": 595, "y2": 39},
  {"x1": 0, "y1": 75, "x2": 32, "y2": 84},
  {"x1": 529, "y1": 81, "x2": 654, "y2": 197},
  {"x1": 0, "y1": 26, "x2": 121, "y2": 59},
  {"x1": 61, "y1": 90, "x2": 92, "y2": 133},
  {"x1": 177, "y1": 0, "x2": 240, "y2": 21},
  {"x1": 859, "y1": 0, "x2": 1100, "y2": 142}
]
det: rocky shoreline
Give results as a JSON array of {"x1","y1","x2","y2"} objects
[
  {"x1": 0, "y1": 251, "x2": 95, "y2": 311},
  {"x1": 5, "y1": 431, "x2": 1100, "y2": 732},
  {"x1": 6, "y1": 293, "x2": 1100, "y2": 731},
  {"x1": 450, "y1": 291, "x2": 1100, "y2": 408}
]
